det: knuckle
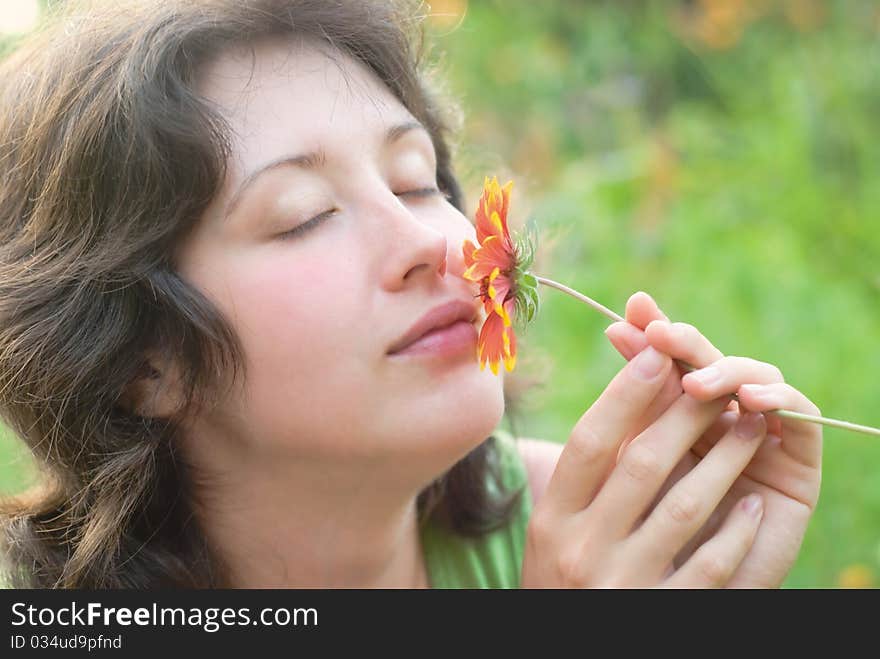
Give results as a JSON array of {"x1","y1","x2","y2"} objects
[
  {"x1": 620, "y1": 442, "x2": 662, "y2": 483},
  {"x1": 672, "y1": 322, "x2": 701, "y2": 343},
  {"x1": 672, "y1": 321, "x2": 695, "y2": 335},
  {"x1": 524, "y1": 516, "x2": 594, "y2": 587},
  {"x1": 568, "y1": 423, "x2": 608, "y2": 464},
  {"x1": 739, "y1": 357, "x2": 784, "y2": 383},
  {"x1": 698, "y1": 555, "x2": 732, "y2": 585},
  {"x1": 784, "y1": 383, "x2": 820, "y2": 416},
  {"x1": 556, "y1": 547, "x2": 589, "y2": 586},
  {"x1": 526, "y1": 509, "x2": 557, "y2": 546},
  {"x1": 764, "y1": 362, "x2": 785, "y2": 383},
  {"x1": 663, "y1": 490, "x2": 701, "y2": 525},
  {"x1": 772, "y1": 383, "x2": 820, "y2": 418},
  {"x1": 725, "y1": 355, "x2": 745, "y2": 369}
]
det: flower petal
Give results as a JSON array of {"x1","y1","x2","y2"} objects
[
  {"x1": 501, "y1": 298, "x2": 517, "y2": 371},
  {"x1": 472, "y1": 235, "x2": 516, "y2": 272},
  {"x1": 476, "y1": 295, "x2": 519, "y2": 375},
  {"x1": 503, "y1": 327, "x2": 517, "y2": 371},
  {"x1": 463, "y1": 261, "x2": 495, "y2": 282},
  {"x1": 462, "y1": 239, "x2": 478, "y2": 269},
  {"x1": 477, "y1": 311, "x2": 507, "y2": 375},
  {"x1": 476, "y1": 177, "x2": 512, "y2": 245},
  {"x1": 487, "y1": 270, "x2": 512, "y2": 326},
  {"x1": 500, "y1": 180, "x2": 513, "y2": 231}
]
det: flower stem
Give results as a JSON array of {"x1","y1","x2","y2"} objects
[
  {"x1": 534, "y1": 276, "x2": 624, "y2": 322},
  {"x1": 534, "y1": 275, "x2": 880, "y2": 438}
]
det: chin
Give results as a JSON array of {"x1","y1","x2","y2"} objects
[
  {"x1": 359, "y1": 362, "x2": 506, "y2": 470},
  {"x1": 419, "y1": 373, "x2": 505, "y2": 453}
]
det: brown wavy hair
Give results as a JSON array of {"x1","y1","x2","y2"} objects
[{"x1": 0, "y1": 0, "x2": 522, "y2": 588}]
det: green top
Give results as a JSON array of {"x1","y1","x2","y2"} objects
[{"x1": 419, "y1": 430, "x2": 533, "y2": 589}]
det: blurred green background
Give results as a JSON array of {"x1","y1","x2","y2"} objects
[{"x1": 1, "y1": 0, "x2": 879, "y2": 588}]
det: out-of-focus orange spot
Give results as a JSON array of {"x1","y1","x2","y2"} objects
[
  {"x1": 837, "y1": 564, "x2": 875, "y2": 589},
  {"x1": 699, "y1": 21, "x2": 743, "y2": 49},
  {"x1": 672, "y1": 0, "x2": 759, "y2": 51},
  {"x1": 698, "y1": 0, "x2": 751, "y2": 49},
  {"x1": 426, "y1": 0, "x2": 468, "y2": 30},
  {"x1": 783, "y1": 0, "x2": 826, "y2": 32}
]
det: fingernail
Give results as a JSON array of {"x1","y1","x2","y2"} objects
[
  {"x1": 686, "y1": 366, "x2": 720, "y2": 387},
  {"x1": 741, "y1": 493, "x2": 764, "y2": 518},
  {"x1": 633, "y1": 346, "x2": 666, "y2": 380},
  {"x1": 735, "y1": 411, "x2": 766, "y2": 438}
]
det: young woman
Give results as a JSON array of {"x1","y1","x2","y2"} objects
[{"x1": 0, "y1": 0, "x2": 821, "y2": 588}]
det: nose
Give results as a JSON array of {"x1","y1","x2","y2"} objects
[{"x1": 376, "y1": 193, "x2": 450, "y2": 291}]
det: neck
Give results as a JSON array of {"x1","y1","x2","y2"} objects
[{"x1": 192, "y1": 446, "x2": 434, "y2": 589}]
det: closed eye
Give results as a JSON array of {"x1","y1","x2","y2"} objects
[
  {"x1": 278, "y1": 209, "x2": 336, "y2": 240},
  {"x1": 278, "y1": 187, "x2": 441, "y2": 240},
  {"x1": 397, "y1": 186, "x2": 441, "y2": 199}
]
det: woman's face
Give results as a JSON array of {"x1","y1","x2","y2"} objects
[{"x1": 174, "y1": 38, "x2": 505, "y2": 469}]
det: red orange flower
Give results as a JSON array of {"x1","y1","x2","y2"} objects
[{"x1": 461, "y1": 177, "x2": 538, "y2": 374}]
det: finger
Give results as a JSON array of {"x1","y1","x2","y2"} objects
[
  {"x1": 604, "y1": 321, "x2": 689, "y2": 456},
  {"x1": 663, "y1": 493, "x2": 764, "y2": 588},
  {"x1": 606, "y1": 289, "x2": 672, "y2": 357},
  {"x1": 632, "y1": 410, "x2": 767, "y2": 569},
  {"x1": 604, "y1": 321, "x2": 648, "y2": 360},
  {"x1": 736, "y1": 382, "x2": 822, "y2": 469},
  {"x1": 681, "y1": 355, "x2": 784, "y2": 401},
  {"x1": 690, "y1": 410, "x2": 740, "y2": 456},
  {"x1": 634, "y1": 412, "x2": 739, "y2": 557},
  {"x1": 545, "y1": 346, "x2": 673, "y2": 514},
  {"x1": 680, "y1": 355, "x2": 785, "y2": 437},
  {"x1": 586, "y1": 391, "x2": 731, "y2": 537},
  {"x1": 625, "y1": 291, "x2": 670, "y2": 330},
  {"x1": 605, "y1": 322, "x2": 737, "y2": 422},
  {"x1": 644, "y1": 320, "x2": 724, "y2": 374},
  {"x1": 688, "y1": 407, "x2": 818, "y2": 511},
  {"x1": 643, "y1": 320, "x2": 742, "y2": 412},
  {"x1": 615, "y1": 367, "x2": 687, "y2": 459}
]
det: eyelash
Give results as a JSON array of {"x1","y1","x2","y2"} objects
[
  {"x1": 278, "y1": 209, "x2": 338, "y2": 240},
  {"x1": 278, "y1": 187, "x2": 442, "y2": 240}
]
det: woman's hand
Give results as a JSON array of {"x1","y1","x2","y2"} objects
[
  {"x1": 521, "y1": 341, "x2": 771, "y2": 587},
  {"x1": 603, "y1": 291, "x2": 822, "y2": 587}
]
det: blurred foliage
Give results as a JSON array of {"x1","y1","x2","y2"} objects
[{"x1": 1, "y1": 0, "x2": 879, "y2": 588}]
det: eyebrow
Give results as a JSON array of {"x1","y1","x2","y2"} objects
[{"x1": 223, "y1": 120, "x2": 429, "y2": 220}]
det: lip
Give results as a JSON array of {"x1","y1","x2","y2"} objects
[{"x1": 387, "y1": 299, "x2": 480, "y2": 356}]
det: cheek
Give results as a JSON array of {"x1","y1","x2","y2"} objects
[
  {"x1": 230, "y1": 251, "x2": 359, "y2": 368},
  {"x1": 189, "y1": 247, "x2": 361, "y2": 408},
  {"x1": 214, "y1": 250, "x2": 375, "y2": 443}
]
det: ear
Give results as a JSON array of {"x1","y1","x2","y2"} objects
[{"x1": 118, "y1": 352, "x2": 185, "y2": 419}]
